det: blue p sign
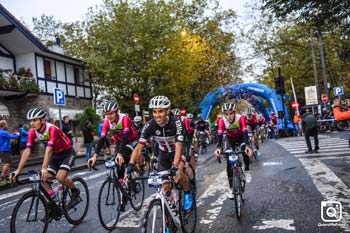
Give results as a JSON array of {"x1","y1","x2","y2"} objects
[
  {"x1": 54, "y1": 88, "x2": 65, "y2": 105},
  {"x1": 333, "y1": 86, "x2": 344, "y2": 96}
]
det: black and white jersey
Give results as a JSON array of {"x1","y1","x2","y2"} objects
[{"x1": 138, "y1": 116, "x2": 185, "y2": 152}]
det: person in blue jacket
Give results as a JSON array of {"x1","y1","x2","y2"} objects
[
  {"x1": 0, "y1": 120, "x2": 19, "y2": 180},
  {"x1": 18, "y1": 123, "x2": 28, "y2": 156}
]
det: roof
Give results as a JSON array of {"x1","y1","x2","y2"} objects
[{"x1": 0, "y1": 4, "x2": 83, "y2": 64}]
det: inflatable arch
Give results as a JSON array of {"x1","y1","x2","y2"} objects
[{"x1": 199, "y1": 83, "x2": 295, "y2": 130}]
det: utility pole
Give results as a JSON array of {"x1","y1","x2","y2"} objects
[
  {"x1": 318, "y1": 28, "x2": 329, "y2": 98},
  {"x1": 310, "y1": 28, "x2": 320, "y2": 104}
]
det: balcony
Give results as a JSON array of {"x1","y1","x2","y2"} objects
[{"x1": 0, "y1": 68, "x2": 39, "y2": 97}]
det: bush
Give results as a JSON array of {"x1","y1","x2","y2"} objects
[{"x1": 76, "y1": 107, "x2": 100, "y2": 133}]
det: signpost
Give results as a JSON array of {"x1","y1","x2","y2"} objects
[
  {"x1": 133, "y1": 93, "x2": 140, "y2": 116},
  {"x1": 291, "y1": 101, "x2": 300, "y2": 109},
  {"x1": 304, "y1": 86, "x2": 318, "y2": 105},
  {"x1": 53, "y1": 88, "x2": 65, "y2": 128},
  {"x1": 333, "y1": 86, "x2": 344, "y2": 96}
]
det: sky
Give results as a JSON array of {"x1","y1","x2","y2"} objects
[{"x1": 0, "y1": 0, "x2": 247, "y2": 26}]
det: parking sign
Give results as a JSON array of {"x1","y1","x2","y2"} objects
[
  {"x1": 53, "y1": 88, "x2": 65, "y2": 105},
  {"x1": 333, "y1": 86, "x2": 344, "y2": 96}
]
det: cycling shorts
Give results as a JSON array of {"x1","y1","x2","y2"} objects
[{"x1": 47, "y1": 147, "x2": 76, "y2": 176}]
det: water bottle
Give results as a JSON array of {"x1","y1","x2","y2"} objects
[
  {"x1": 57, "y1": 185, "x2": 64, "y2": 201},
  {"x1": 170, "y1": 188, "x2": 179, "y2": 211},
  {"x1": 48, "y1": 189, "x2": 57, "y2": 201}
]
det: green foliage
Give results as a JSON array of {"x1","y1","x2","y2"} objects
[
  {"x1": 76, "y1": 107, "x2": 100, "y2": 133},
  {"x1": 8, "y1": 77, "x2": 19, "y2": 89},
  {"x1": 31, "y1": 0, "x2": 240, "y2": 114}
]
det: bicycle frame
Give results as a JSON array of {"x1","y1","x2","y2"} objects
[{"x1": 148, "y1": 171, "x2": 182, "y2": 232}]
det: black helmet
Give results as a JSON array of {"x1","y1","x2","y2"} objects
[
  {"x1": 27, "y1": 107, "x2": 47, "y2": 120},
  {"x1": 103, "y1": 101, "x2": 119, "y2": 114}
]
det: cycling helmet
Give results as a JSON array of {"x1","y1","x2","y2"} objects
[
  {"x1": 172, "y1": 108, "x2": 181, "y2": 116},
  {"x1": 221, "y1": 102, "x2": 236, "y2": 112},
  {"x1": 270, "y1": 111, "x2": 275, "y2": 115},
  {"x1": 246, "y1": 108, "x2": 253, "y2": 114},
  {"x1": 27, "y1": 107, "x2": 47, "y2": 120},
  {"x1": 197, "y1": 114, "x2": 202, "y2": 119},
  {"x1": 134, "y1": 116, "x2": 142, "y2": 122},
  {"x1": 186, "y1": 113, "x2": 193, "y2": 119},
  {"x1": 149, "y1": 96, "x2": 171, "y2": 109},
  {"x1": 103, "y1": 101, "x2": 119, "y2": 113}
]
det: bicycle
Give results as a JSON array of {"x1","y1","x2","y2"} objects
[
  {"x1": 247, "y1": 131, "x2": 258, "y2": 161},
  {"x1": 218, "y1": 147, "x2": 246, "y2": 220},
  {"x1": 142, "y1": 168, "x2": 197, "y2": 233},
  {"x1": 198, "y1": 131, "x2": 207, "y2": 154},
  {"x1": 10, "y1": 170, "x2": 89, "y2": 233},
  {"x1": 96, "y1": 157, "x2": 146, "y2": 230}
]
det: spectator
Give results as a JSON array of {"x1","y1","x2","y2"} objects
[
  {"x1": 62, "y1": 116, "x2": 74, "y2": 145},
  {"x1": 0, "y1": 120, "x2": 20, "y2": 181},
  {"x1": 302, "y1": 109, "x2": 319, "y2": 154},
  {"x1": 82, "y1": 120, "x2": 94, "y2": 161},
  {"x1": 18, "y1": 123, "x2": 28, "y2": 156},
  {"x1": 293, "y1": 112, "x2": 303, "y2": 136}
]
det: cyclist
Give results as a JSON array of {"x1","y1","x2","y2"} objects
[
  {"x1": 133, "y1": 115, "x2": 143, "y2": 138},
  {"x1": 88, "y1": 100, "x2": 138, "y2": 178},
  {"x1": 257, "y1": 113, "x2": 266, "y2": 142},
  {"x1": 184, "y1": 113, "x2": 196, "y2": 164},
  {"x1": 269, "y1": 111, "x2": 278, "y2": 139},
  {"x1": 12, "y1": 107, "x2": 80, "y2": 203},
  {"x1": 243, "y1": 108, "x2": 259, "y2": 151},
  {"x1": 127, "y1": 96, "x2": 193, "y2": 211},
  {"x1": 194, "y1": 114, "x2": 210, "y2": 156},
  {"x1": 214, "y1": 102, "x2": 253, "y2": 198}
]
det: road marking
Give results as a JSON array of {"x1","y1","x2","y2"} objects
[
  {"x1": 299, "y1": 158, "x2": 350, "y2": 232},
  {"x1": 263, "y1": 162, "x2": 283, "y2": 166},
  {"x1": 253, "y1": 219, "x2": 295, "y2": 230}
]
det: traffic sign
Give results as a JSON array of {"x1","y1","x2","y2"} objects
[
  {"x1": 133, "y1": 93, "x2": 140, "y2": 104},
  {"x1": 291, "y1": 101, "x2": 300, "y2": 109},
  {"x1": 53, "y1": 88, "x2": 65, "y2": 105},
  {"x1": 321, "y1": 94, "x2": 328, "y2": 103},
  {"x1": 333, "y1": 86, "x2": 344, "y2": 96}
]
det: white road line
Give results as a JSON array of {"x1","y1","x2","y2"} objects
[
  {"x1": 299, "y1": 158, "x2": 350, "y2": 232},
  {"x1": 253, "y1": 219, "x2": 295, "y2": 231}
]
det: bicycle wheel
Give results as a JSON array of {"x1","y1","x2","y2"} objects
[
  {"x1": 179, "y1": 188, "x2": 197, "y2": 233},
  {"x1": 142, "y1": 199, "x2": 175, "y2": 233},
  {"x1": 98, "y1": 179, "x2": 121, "y2": 230},
  {"x1": 128, "y1": 176, "x2": 145, "y2": 211},
  {"x1": 62, "y1": 177, "x2": 89, "y2": 225},
  {"x1": 233, "y1": 172, "x2": 242, "y2": 220},
  {"x1": 10, "y1": 191, "x2": 49, "y2": 233}
]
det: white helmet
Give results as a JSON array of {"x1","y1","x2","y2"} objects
[
  {"x1": 149, "y1": 96, "x2": 171, "y2": 109},
  {"x1": 134, "y1": 116, "x2": 142, "y2": 122},
  {"x1": 221, "y1": 102, "x2": 236, "y2": 112},
  {"x1": 246, "y1": 108, "x2": 253, "y2": 114},
  {"x1": 27, "y1": 107, "x2": 47, "y2": 120},
  {"x1": 172, "y1": 108, "x2": 181, "y2": 116},
  {"x1": 186, "y1": 113, "x2": 193, "y2": 119},
  {"x1": 103, "y1": 101, "x2": 119, "y2": 114}
]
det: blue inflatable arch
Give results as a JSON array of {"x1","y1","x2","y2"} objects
[{"x1": 199, "y1": 83, "x2": 295, "y2": 130}]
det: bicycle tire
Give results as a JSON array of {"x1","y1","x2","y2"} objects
[
  {"x1": 185, "y1": 163, "x2": 197, "y2": 196},
  {"x1": 128, "y1": 176, "x2": 145, "y2": 211},
  {"x1": 142, "y1": 199, "x2": 175, "y2": 233},
  {"x1": 10, "y1": 191, "x2": 49, "y2": 233},
  {"x1": 98, "y1": 178, "x2": 121, "y2": 230},
  {"x1": 233, "y1": 172, "x2": 242, "y2": 220},
  {"x1": 62, "y1": 177, "x2": 89, "y2": 225}
]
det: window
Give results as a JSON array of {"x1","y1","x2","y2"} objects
[
  {"x1": 74, "y1": 67, "x2": 84, "y2": 85},
  {"x1": 44, "y1": 60, "x2": 51, "y2": 79}
]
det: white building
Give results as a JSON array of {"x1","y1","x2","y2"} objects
[{"x1": 0, "y1": 4, "x2": 92, "y2": 127}]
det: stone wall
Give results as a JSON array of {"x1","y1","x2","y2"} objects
[{"x1": 0, "y1": 94, "x2": 91, "y2": 131}]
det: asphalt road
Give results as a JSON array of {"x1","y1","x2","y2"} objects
[{"x1": 0, "y1": 131, "x2": 349, "y2": 233}]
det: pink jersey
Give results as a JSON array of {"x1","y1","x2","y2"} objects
[
  {"x1": 243, "y1": 114, "x2": 257, "y2": 127},
  {"x1": 101, "y1": 113, "x2": 138, "y2": 142},
  {"x1": 217, "y1": 114, "x2": 247, "y2": 138},
  {"x1": 257, "y1": 117, "x2": 266, "y2": 125},
  {"x1": 27, "y1": 122, "x2": 71, "y2": 153},
  {"x1": 270, "y1": 115, "x2": 278, "y2": 124}
]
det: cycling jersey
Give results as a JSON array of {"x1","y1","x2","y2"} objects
[
  {"x1": 26, "y1": 122, "x2": 71, "y2": 153},
  {"x1": 270, "y1": 115, "x2": 278, "y2": 124},
  {"x1": 257, "y1": 117, "x2": 266, "y2": 126},
  {"x1": 138, "y1": 116, "x2": 185, "y2": 153},
  {"x1": 195, "y1": 119, "x2": 209, "y2": 132},
  {"x1": 243, "y1": 114, "x2": 258, "y2": 128},
  {"x1": 217, "y1": 114, "x2": 247, "y2": 148},
  {"x1": 97, "y1": 113, "x2": 138, "y2": 154}
]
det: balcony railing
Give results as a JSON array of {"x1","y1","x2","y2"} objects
[{"x1": 0, "y1": 75, "x2": 39, "y2": 97}]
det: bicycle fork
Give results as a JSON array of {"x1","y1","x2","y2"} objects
[{"x1": 160, "y1": 195, "x2": 181, "y2": 233}]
